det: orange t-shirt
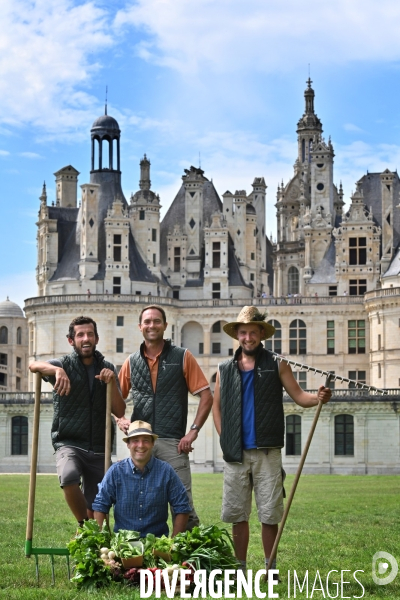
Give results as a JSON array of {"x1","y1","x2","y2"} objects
[{"x1": 118, "y1": 345, "x2": 209, "y2": 400}]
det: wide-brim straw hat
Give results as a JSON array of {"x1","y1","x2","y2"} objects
[
  {"x1": 122, "y1": 420, "x2": 158, "y2": 443},
  {"x1": 223, "y1": 306, "x2": 276, "y2": 340}
]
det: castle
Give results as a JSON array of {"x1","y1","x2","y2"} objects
[{"x1": 0, "y1": 80, "x2": 399, "y2": 474}]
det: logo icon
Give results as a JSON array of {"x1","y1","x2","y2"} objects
[{"x1": 372, "y1": 551, "x2": 398, "y2": 585}]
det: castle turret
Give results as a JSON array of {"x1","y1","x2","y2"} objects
[
  {"x1": 54, "y1": 166, "x2": 79, "y2": 208},
  {"x1": 130, "y1": 155, "x2": 161, "y2": 276},
  {"x1": 182, "y1": 166, "x2": 207, "y2": 279}
]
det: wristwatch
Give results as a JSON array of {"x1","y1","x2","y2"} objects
[{"x1": 190, "y1": 424, "x2": 200, "y2": 432}]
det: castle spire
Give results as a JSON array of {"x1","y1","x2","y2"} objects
[
  {"x1": 139, "y1": 154, "x2": 151, "y2": 191},
  {"x1": 40, "y1": 181, "x2": 47, "y2": 206},
  {"x1": 304, "y1": 77, "x2": 315, "y2": 114}
]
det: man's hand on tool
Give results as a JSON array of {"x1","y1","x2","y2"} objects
[{"x1": 317, "y1": 385, "x2": 332, "y2": 404}]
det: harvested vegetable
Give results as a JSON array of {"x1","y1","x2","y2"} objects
[{"x1": 171, "y1": 524, "x2": 239, "y2": 575}]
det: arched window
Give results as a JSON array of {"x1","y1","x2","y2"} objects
[
  {"x1": 286, "y1": 415, "x2": 301, "y2": 455},
  {"x1": 0, "y1": 326, "x2": 8, "y2": 344},
  {"x1": 334, "y1": 415, "x2": 354, "y2": 456},
  {"x1": 265, "y1": 320, "x2": 282, "y2": 354},
  {"x1": 289, "y1": 320, "x2": 306, "y2": 355},
  {"x1": 210, "y1": 320, "x2": 231, "y2": 356},
  {"x1": 301, "y1": 139, "x2": 305, "y2": 162},
  {"x1": 12, "y1": 416, "x2": 28, "y2": 455},
  {"x1": 288, "y1": 267, "x2": 299, "y2": 295},
  {"x1": 16, "y1": 327, "x2": 22, "y2": 345}
]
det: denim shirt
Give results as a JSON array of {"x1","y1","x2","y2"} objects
[{"x1": 92, "y1": 456, "x2": 191, "y2": 536}]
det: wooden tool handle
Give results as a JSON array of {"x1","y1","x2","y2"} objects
[
  {"x1": 26, "y1": 373, "x2": 42, "y2": 548},
  {"x1": 104, "y1": 381, "x2": 113, "y2": 473},
  {"x1": 267, "y1": 372, "x2": 333, "y2": 572}
]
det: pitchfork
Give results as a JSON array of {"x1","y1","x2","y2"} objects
[{"x1": 25, "y1": 372, "x2": 113, "y2": 584}]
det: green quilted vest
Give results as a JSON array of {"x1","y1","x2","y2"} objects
[
  {"x1": 51, "y1": 350, "x2": 115, "y2": 453},
  {"x1": 129, "y1": 340, "x2": 188, "y2": 439},
  {"x1": 219, "y1": 344, "x2": 284, "y2": 463}
]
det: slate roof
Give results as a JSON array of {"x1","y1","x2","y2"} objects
[
  {"x1": 308, "y1": 238, "x2": 336, "y2": 283},
  {"x1": 227, "y1": 234, "x2": 250, "y2": 287},
  {"x1": 382, "y1": 246, "x2": 400, "y2": 278},
  {"x1": 160, "y1": 179, "x2": 223, "y2": 269},
  {"x1": 48, "y1": 178, "x2": 156, "y2": 284},
  {"x1": 48, "y1": 207, "x2": 80, "y2": 281}
]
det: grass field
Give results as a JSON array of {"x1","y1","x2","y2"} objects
[{"x1": 0, "y1": 473, "x2": 399, "y2": 599}]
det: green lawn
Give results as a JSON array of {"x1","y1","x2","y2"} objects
[{"x1": 0, "y1": 473, "x2": 399, "y2": 599}]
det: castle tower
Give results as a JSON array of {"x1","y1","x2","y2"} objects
[
  {"x1": 380, "y1": 169, "x2": 395, "y2": 274},
  {"x1": 232, "y1": 190, "x2": 247, "y2": 264},
  {"x1": 78, "y1": 183, "x2": 100, "y2": 281},
  {"x1": 130, "y1": 155, "x2": 161, "y2": 276},
  {"x1": 296, "y1": 78, "x2": 323, "y2": 166},
  {"x1": 203, "y1": 211, "x2": 229, "y2": 300},
  {"x1": 54, "y1": 165, "x2": 79, "y2": 208},
  {"x1": 104, "y1": 197, "x2": 131, "y2": 294},
  {"x1": 182, "y1": 166, "x2": 207, "y2": 279},
  {"x1": 90, "y1": 109, "x2": 127, "y2": 221},
  {"x1": 36, "y1": 182, "x2": 58, "y2": 295}
]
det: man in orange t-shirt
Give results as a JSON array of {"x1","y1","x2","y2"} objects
[{"x1": 117, "y1": 305, "x2": 213, "y2": 530}]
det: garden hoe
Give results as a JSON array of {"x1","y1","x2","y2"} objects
[
  {"x1": 25, "y1": 372, "x2": 113, "y2": 584},
  {"x1": 265, "y1": 356, "x2": 388, "y2": 580}
]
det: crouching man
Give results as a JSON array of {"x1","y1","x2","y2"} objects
[{"x1": 93, "y1": 421, "x2": 192, "y2": 537}]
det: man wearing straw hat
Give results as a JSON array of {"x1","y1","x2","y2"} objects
[
  {"x1": 29, "y1": 316, "x2": 126, "y2": 528},
  {"x1": 93, "y1": 420, "x2": 192, "y2": 536},
  {"x1": 213, "y1": 306, "x2": 331, "y2": 573}
]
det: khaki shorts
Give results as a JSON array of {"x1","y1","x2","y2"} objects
[
  {"x1": 55, "y1": 446, "x2": 105, "y2": 510},
  {"x1": 153, "y1": 438, "x2": 199, "y2": 530},
  {"x1": 222, "y1": 448, "x2": 284, "y2": 525}
]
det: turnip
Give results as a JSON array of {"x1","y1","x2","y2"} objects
[
  {"x1": 108, "y1": 551, "x2": 116, "y2": 560},
  {"x1": 100, "y1": 547, "x2": 109, "y2": 554}
]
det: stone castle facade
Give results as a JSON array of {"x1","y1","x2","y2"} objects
[{"x1": 0, "y1": 81, "x2": 399, "y2": 474}]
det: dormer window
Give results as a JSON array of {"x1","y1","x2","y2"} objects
[
  {"x1": 113, "y1": 234, "x2": 122, "y2": 261},
  {"x1": 349, "y1": 237, "x2": 366, "y2": 265},
  {"x1": 212, "y1": 242, "x2": 220, "y2": 268}
]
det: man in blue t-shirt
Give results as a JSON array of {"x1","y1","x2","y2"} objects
[{"x1": 213, "y1": 306, "x2": 331, "y2": 574}]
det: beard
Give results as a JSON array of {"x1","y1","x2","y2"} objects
[
  {"x1": 73, "y1": 342, "x2": 96, "y2": 359},
  {"x1": 241, "y1": 344, "x2": 261, "y2": 357}
]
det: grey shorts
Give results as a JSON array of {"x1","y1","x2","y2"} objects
[
  {"x1": 222, "y1": 448, "x2": 285, "y2": 525},
  {"x1": 55, "y1": 446, "x2": 105, "y2": 510}
]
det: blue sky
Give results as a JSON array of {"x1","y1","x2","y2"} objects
[{"x1": 2, "y1": 0, "x2": 400, "y2": 308}]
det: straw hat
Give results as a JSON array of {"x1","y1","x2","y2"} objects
[
  {"x1": 223, "y1": 306, "x2": 276, "y2": 340},
  {"x1": 122, "y1": 420, "x2": 158, "y2": 443}
]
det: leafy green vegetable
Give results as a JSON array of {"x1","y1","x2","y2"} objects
[
  {"x1": 171, "y1": 524, "x2": 239, "y2": 575},
  {"x1": 153, "y1": 534, "x2": 173, "y2": 552},
  {"x1": 67, "y1": 520, "x2": 113, "y2": 589},
  {"x1": 110, "y1": 530, "x2": 142, "y2": 559}
]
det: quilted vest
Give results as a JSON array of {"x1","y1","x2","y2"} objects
[
  {"x1": 219, "y1": 344, "x2": 284, "y2": 463},
  {"x1": 129, "y1": 340, "x2": 188, "y2": 439},
  {"x1": 51, "y1": 350, "x2": 115, "y2": 453}
]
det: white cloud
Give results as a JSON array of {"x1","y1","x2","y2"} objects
[
  {"x1": 0, "y1": 271, "x2": 37, "y2": 311},
  {"x1": 0, "y1": 0, "x2": 114, "y2": 135},
  {"x1": 19, "y1": 152, "x2": 43, "y2": 159},
  {"x1": 343, "y1": 123, "x2": 365, "y2": 133},
  {"x1": 115, "y1": 0, "x2": 400, "y2": 74}
]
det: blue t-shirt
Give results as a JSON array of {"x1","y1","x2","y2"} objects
[{"x1": 241, "y1": 368, "x2": 257, "y2": 449}]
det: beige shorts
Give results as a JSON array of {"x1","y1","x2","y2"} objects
[
  {"x1": 222, "y1": 448, "x2": 284, "y2": 525},
  {"x1": 152, "y1": 438, "x2": 199, "y2": 529}
]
